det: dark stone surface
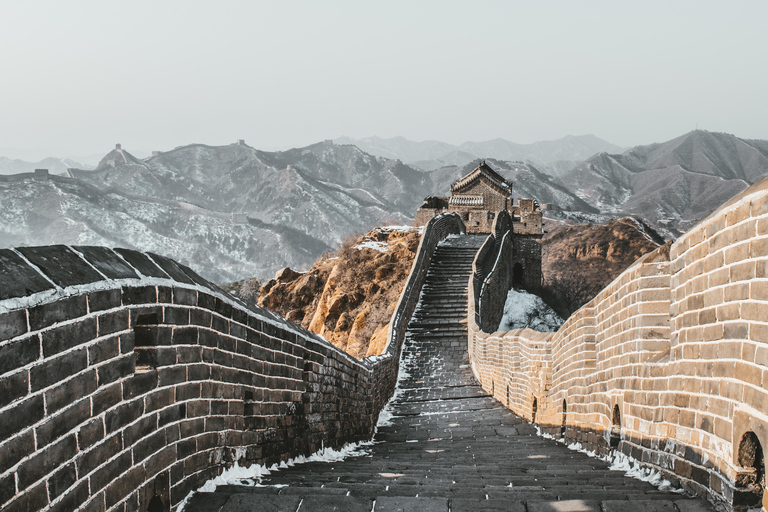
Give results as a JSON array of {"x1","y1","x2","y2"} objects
[
  {"x1": 41, "y1": 316, "x2": 97, "y2": 357},
  {"x1": 16, "y1": 245, "x2": 103, "y2": 288},
  {"x1": 30, "y1": 348, "x2": 88, "y2": 392},
  {"x1": 0, "y1": 249, "x2": 54, "y2": 300},
  {"x1": 0, "y1": 369, "x2": 29, "y2": 408},
  {"x1": 219, "y1": 494, "x2": 301, "y2": 512},
  {"x1": 0, "y1": 334, "x2": 39, "y2": 375},
  {"x1": 35, "y1": 399, "x2": 91, "y2": 448},
  {"x1": 28, "y1": 295, "x2": 87, "y2": 331},
  {"x1": 113, "y1": 248, "x2": 170, "y2": 279},
  {"x1": 87, "y1": 289, "x2": 122, "y2": 312},
  {"x1": 44, "y1": 369, "x2": 97, "y2": 415},
  {"x1": 0, "y1": 394, "x2": 43, "y2": 441},
  {"x1": 0, "y1": 310, "x2": 27, "y2": 342},
  {"x1": 147, "y1": 253, "x2": 195, "y2": 284},
  {"x1": 73, "y1": 246, "x2": 140, "y2": 279},
  {"x1": 16, "y1": 434, "x2": 77, "y2": 490},
  {"x1": 0, "y1": 429, "x2": 34, "y2": 474}
]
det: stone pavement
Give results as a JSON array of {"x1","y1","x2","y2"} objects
[{"x1": 185, "y1": 235, "x2": 715, "y2": 512}]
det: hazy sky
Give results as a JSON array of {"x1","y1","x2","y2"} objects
[{"x1": 1, "y1": 1, "x2": 766, "y2": 159}]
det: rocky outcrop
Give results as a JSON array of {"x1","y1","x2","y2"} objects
[
  {"x1": 541, "y1": 217, "x2": 665, "y2": 316},
  {"x1": 258, "y1": 226, "x2": 422, "y2": 359}
]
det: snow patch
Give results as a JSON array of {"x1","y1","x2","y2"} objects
[
  {"x1": 177, "y1": 441, "x2": 373, "y2": 511},
  {"x1": 498, "y1": 288, "x2": 564, "y2": 332},
  {"x1": 354, "y1": 241, "x2": 389, "y2": 252},
  {"x1": 534, "y1": 426, "x2": 682, "y2": 494}
]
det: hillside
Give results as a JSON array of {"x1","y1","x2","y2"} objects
[
  {"x1": 560, "y1": 130, "x2": 768, "y2": 235},
  {"x1": 0, "y1": 141, "x2": 430, "y2": 282},
  {"x1": 0, "y1": 175, "x2": 327, "y2": 283},
  {"x1": 541, "y1": 217, "x2": 665, "y2": 316},
  {"x1": 70, "y1": 141, "x2": 425, "y2": 244},
  {"x1": 256, "y1": 226, "x2": 421, "y2": 359}
]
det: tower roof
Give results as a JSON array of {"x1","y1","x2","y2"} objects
[{"x1": 450, "y1": 161, "x2": 512, "y2": 196}]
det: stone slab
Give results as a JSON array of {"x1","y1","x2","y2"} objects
[
  {"x1": 113, "y1": 248, "x2": 170, "y2": 279},
  {"x1": 374, "y1": 496, "x2": 448, "y2": 512},
  {"x1": 219, "y1": 493, "x2": 301, "y2": 512},
  {"x1": 16, "y1": 245, "x2": 102, "y2": 288},
  {"x1": 0, "y1": 249, "x2": 54, "y2": 300},
  {"x1": 147, "y1": 252, "x2": 195, "y2": 284},
  {"x1": 73, "y1": 246, "x2": 139, "y2": 279},
  {"x1": 299, "y1": 495, "x2": 374, "y2": 511}
]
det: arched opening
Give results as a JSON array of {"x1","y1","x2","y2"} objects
[
  {"x1": 736, "y1": 432, "x2": 765, "y2": 507},
  {"x1": 147, "y1": 495, "x2": 167, "y2": 512},
  {"x1": 561, "y1": 400, "x2": 567, "y2": 438},
  {"x1": 513, "y1": 263, "x2": 523, "y2": 286},
  {"x1": 610, "y1": 405, "x2": 621, "y2": 448},
  {"x1": 531, "y1": 398, "x2": 538, "y2": 423}
]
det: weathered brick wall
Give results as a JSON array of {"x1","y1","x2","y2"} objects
[
  {"x1": 0, "y1": 214, "x2": 464, "y2": 512},
  {"x1": 468, "y1": 177, "x2": 768, "y2": 511}
]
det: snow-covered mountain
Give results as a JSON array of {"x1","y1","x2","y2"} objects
[
  {"x1": 2, "y1": 130, "x2": 766, "y2": 284},
  {"x1": 1, "y1": 141, "x2": 427, "y2": 282},
  {"x1": 0, "y1": 156, "x2": 93, "y2": 175},
  {"x1": 560, "y1": 130, "x2": 768, "y2": 235},
  {"x1": 336, "y1": 134, "x2": 624, "y2": 172}
]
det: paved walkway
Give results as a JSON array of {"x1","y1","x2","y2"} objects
[{"x1": 186, "y1": 235, "x2": 714, "y2": 512}]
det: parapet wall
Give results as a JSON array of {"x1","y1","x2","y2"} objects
[
  {"x1": 468, "y1": 177, "x2": 768, "y2": 511},
  {"x1": 0, "y1": 214, "x2": 464, "y2": 512}
]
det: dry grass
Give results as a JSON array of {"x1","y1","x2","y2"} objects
[{"x1": 257, "y1": 227, "x2": 420, "y2": 359}]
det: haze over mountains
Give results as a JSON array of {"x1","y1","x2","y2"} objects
[
  {"x1": 335, "y1": 134, "x2": 625, "y2": 173},
  {"x1": 0, "y1": 130, "x2": 765, "y2": 283},
  {"x1": 0, "y1": 156, "x2": 93, "y2": 175}
]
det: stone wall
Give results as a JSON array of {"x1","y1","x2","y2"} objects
[
  {"x1": 472, "y1": 211, "x2": 542, "y2": 332},
  {"x1": 0, "y1": 214, "x2": 464, "y2": 512},
  {"x1": 467, "y1": 177, "x2": 768, "y2": 511}
]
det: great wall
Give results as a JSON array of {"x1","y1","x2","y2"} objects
[{"x1": 0, "y1": 175, "x2": 767, "y2": 511}]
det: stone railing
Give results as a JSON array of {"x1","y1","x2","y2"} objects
[
  {"x1": 472, "y1": 211, "x2": 513, "y2": 332},
  {"x1": 467, "y1": 176, "x2": 768, "y2": 511},
  {"x1": 0, "y1": 212, "x2": 463, "y2": 512}
]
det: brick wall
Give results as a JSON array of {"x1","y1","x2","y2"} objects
[
  {"x1": 468, "y1": 177, "x2": 768, "y2": 511},
  {"x1": 0, "y1": 214, "x2": 464, "y2": 512}
]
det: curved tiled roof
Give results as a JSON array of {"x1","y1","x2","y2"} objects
[{"x1": 450, "y1": 162, "x2": 512, "y2": 196}]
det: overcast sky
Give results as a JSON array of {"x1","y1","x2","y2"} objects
[{"x1": 1, "y1": 1, "x2": 766, "y2": 160}]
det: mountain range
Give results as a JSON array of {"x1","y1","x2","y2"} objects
[
  {"x1": 334, "y1": 134, "x2": 625, "y2": 172},
  {"x1": 0, "y1": 130, "x2": 765, "y2": 282},
  {"x1": 558, "y1": 130, "x2": 768, "y2": 235},
  {"x1": 0, "y1": 156, "x2": 93, "y2": 175}
]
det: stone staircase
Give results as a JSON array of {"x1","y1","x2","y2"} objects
[{"x1": 184, "y1": 235, "x2": 713, "y2": 512}]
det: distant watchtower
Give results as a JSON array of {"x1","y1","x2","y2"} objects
[
  {"x1": 414, "y1": 161, "x2": 543, "y2": 236},
  {"x1": 115, "y1": 143, "x2": 122, "y2": 150},
  {"x1": 414, "y1": 161, "x2": 544, "y2": 291}
]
